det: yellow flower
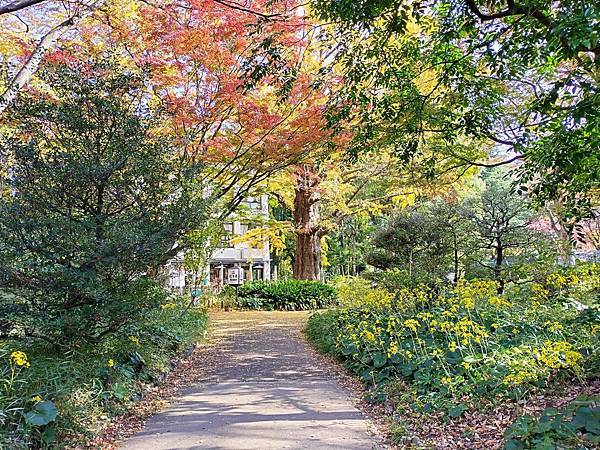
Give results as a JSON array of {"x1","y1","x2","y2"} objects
[
  {"x1": 439, "y1": 321, "x2": 453, "y2": 332},
  {"x1": 441, "y1": 376, "x2": 452, "y2": 385},
  {"x1": 31, "y1": 395, "x2": 42, "y2": 403},
  {"x1": 448, "y1": 341, "x2": 457, "y2": 352},
  {"x1": 489, "y1": 296, "x2": 511, "y2": 308},
  {"x1": 363, "y1": 331, "x2": 376, "y2": 342},
  {"x1": 10, "y1": 351, "x2": 30, "y2": 367},
  {"x1": 504, "y1": 369, "x2": 539, "y2": 385},
  {"x1": 544, "y1": 321, "x2": 563, "y2": 333},
  {"x1": 403, "y1": 319, "x2": 420, "y2": 333},
  {"x1": 107, "y1": 358, "x2": 115, "y2": 368},
  {"x1": 546, "y1": 273, "x2": 568, "y2": 289},
  {"x1": 461, "y1": 361, "x2": 471, "y2": 370},
  {"x1": 539, "y1": 341, "x2": 583, "y2": 370},
  {"x1": 531, "y1": 283, "x2": 549, "y2": 304},
  {"x1": 129, "y1": 336, "x2": 141, "y2": 346}
]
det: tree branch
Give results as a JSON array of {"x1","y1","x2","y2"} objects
[
  {"x1": 0, "y1": 0, "x2": 46, "y2": 15},
  {"x1": 0, "y1": 0, "x2": 107, "y2": 115}
]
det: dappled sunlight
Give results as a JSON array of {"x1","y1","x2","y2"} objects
[{"x1": 121, "y1": 312, "x2": 378, "y2": 449}]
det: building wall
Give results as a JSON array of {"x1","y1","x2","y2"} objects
[{"x1": 166, "y1": 194, "x2": 271, "y2": 292}]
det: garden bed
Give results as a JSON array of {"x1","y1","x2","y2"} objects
[
  {"x1": 0, "y1": 297, "x2": 208, "y2": 448},
  {"x1": 306, "y1": 267, "x2": 600, "y2": 449}
]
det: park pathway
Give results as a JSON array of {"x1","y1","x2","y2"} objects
[{"x1": 121, "y1": 311, "x2": 381, "y2": 450}]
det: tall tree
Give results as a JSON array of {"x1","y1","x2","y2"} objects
[
  {"x1": 267, "y1": 148, "x2": 477, "y2": 279},
  {"x1": 311, "y1": 0, "x2": 599, "y2": 221}
]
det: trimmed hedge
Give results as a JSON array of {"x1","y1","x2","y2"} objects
[{"x1": 237, "y1": 280, "x2": 336, "y2": 310}]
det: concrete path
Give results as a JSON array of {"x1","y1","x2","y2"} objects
[{"x1": 121, "y1": 311, "x2": 381, "y2": 450}]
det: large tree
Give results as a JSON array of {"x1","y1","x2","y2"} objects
[
  {"x1": 311, "y1": 0, "x2": 599, "y2": 221},
  {"x1": 265, "y1": 147, "x2": 477, "y2": 280}
]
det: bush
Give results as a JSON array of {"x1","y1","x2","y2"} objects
[
  {"x1": 237, "y1": 280, "x2": 336, "y2": 310},
  {"x1": 362, "y1": 269, "x2": 449, "y2": 293},
  {"x1": 305, "y1": 310, "x2": 340, "y2": 353},
  {"x1": 0, "y1": 296, "x2": 207, "y2": 448},
  {"x1": 0, "y1": 60, "x2": 209, "y2": 345},
  {"x1": 306, "y1": 267, "x2": 599, "y2": 415}
]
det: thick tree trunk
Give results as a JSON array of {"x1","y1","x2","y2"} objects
[{"x1": 293, "y1": 167, "x2": 322, "y2": 280}]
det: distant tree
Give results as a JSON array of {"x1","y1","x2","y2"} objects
[
  {"x1": 0, "y1": 61, "x2": 209, "y2": 345},
  {"x1": 326, "y1": 215, "x2": 374, "y2": 277},
  {"x1": 461, "y1": 170, "x2": 548, "y2": 292},
  {"x1": 427, "y1": 200, "x2": 476, "y2": 283},
  {"x1": 366, "y1": 206, "x2": 455, "y2": 279}
]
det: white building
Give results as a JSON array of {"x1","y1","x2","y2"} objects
[
  {"x1": 209, "y1": 194, "x2": 271, "y2": 286},
  {"x1": 166, "y1": 195, "x2": 271, "y2": 292}
]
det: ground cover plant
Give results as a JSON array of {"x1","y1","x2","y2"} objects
[
  {"x1": 306, "y1": 265, "x2": 600, "y2": 448},
  {"x1": 0, "y1": 296, "x2": 207, "y2": 448},
  {"x1": 237, "y1": 279, "x2": 337, "y2": 310}
]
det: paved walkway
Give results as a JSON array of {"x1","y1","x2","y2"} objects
[{"x1": 121, "y1": 311, "x2": 380, "y2": 450}]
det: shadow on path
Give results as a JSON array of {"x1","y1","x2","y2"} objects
[{"x1": 121, "y1": 311, "x2": 381, "y2": 450}]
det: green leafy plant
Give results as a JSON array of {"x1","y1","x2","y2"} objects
[
  {"x1": 0, "y1": 297, "x2": 208, "y2": 448},
  {"x1": 0, "y1": 59, "x2": 210, "y2": 345},
  {"x1": 238, "y1": 280, "x2": 336, "y2": 310},
  {"x1": 504, "y1": 397, "x2": 600, "y2": 449},
  {"x1": 306, "y1": 269, "x2": 598, "y2": 412}
]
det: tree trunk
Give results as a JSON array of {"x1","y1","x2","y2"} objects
[
  {"x1": 452, "y1": 231, "x2": 459, "y2": 283},
  {"x1": 293, "y1": 167, "x2": 322, "y2": 280},
  {"x1": 546, "y1": 205, "x2": 575, "y2": 267},
  {"x1": 494, "y1": 239, "x2": 504, "y2": 294}
]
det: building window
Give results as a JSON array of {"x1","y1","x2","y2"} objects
[
  {"x1": 238, "y1": 222, "x2": 257, "y2": 236},
  {"x1": 245, "y1": 196, "x2": 262, "y2": 211},
  {"x1": 221, "y1": 222, "x2": 234, "y2": 247}
]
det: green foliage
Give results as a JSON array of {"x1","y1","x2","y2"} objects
[
  {"x1": 305, "y1": 309, "x2": 340, "y2": 353},
  {"x1": 461, "y1": 169, "x2": 555, "y2": 290},
  {"x1": 504, "y1": 397, "x2": 600, "y2": 450},
  {"x1": 306, "y1": 267, "x2": 599, "y2": 415},
  {"x1": 237, "y1": 280, "x2": 336, "y2": 310},
  {"x1": 0, "y1": 60, "x2": 210, "y2": 345},
  {"x1": 365, "y1": 206, "x2": 456, "y2": 277},
  {"x1": 363, "y1": 269, "x2": 448, "y2": 293},
  {"x1": 325, "y1": 215, "x2": 374, "y2": 277},
  {"x1": 311, "y1": 0, "x2": 600, "y2": 219},
  {"x1": 0, "y1": 297, "x2": 207, "y2": 448},
  {"x1": 24, "y1": 401, "x2": 58, "y2": 427},
  {"x1": 364, "y1": 173, "x2": 554, "y2": 290}
]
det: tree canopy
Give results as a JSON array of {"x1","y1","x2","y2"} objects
[{"x1": 311, "y1": 0, "x2": 599, "y2": 219}]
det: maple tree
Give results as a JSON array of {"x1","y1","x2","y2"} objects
[
  {"x1": 0, "y1": 0, "x2": 313, "y2": 114},
  {"x1": 2, "y1": 0, "x2": 348, "y2": 279}
]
